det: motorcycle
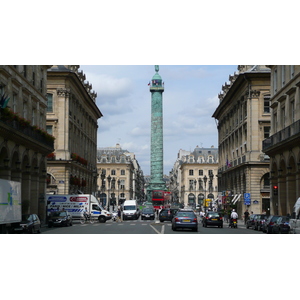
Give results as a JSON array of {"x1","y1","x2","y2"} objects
[{"x1": 229, "y1": 218, "x2": 238, "y2": 228}]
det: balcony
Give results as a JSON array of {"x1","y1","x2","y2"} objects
[
  {"x1": 0, "y1": 108, "x2": 54, "y2": 149},
  {"x1": 263, "y1": 119, "x2": 300, "y2": 152}
]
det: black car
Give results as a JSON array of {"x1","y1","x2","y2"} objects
[
  {"x1": 171, "y1": 209, "x2": 198, "y2": 231},
  {"x1": 141, "y1": 207, "x2": 155, "y2": 220},
  {"x1": 159, "y1": 208, "x2": 178, "y2": 222},
  {"x1": 202, "y1": 211, "x2": 223, "y2": 228},
  {"x1": 48, "y1": 211, "x2": 73, "y2": 227},
  {"x1": 13, "y1": 214, "x2": 41, "y2": 234},
  {"x1": 253, "y1": 214, "x2": 268, "y2": 231},
  {"x1": 246, "y1": 214, "x2": 257, "y2": 229},
  {"x1": 272, "y1": 216, "x2": 291, "y2": 234},
  {"x1": 262, "y1": 215, "x2": 281, "y2": 233}
]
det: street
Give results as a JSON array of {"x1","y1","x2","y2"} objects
[{"x1": 41, "y1": 217, "x2": 264, "y2": 234}]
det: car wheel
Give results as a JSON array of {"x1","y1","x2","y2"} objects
[
  {"x1": 48, "y1": 224, "x2": 52, "y2": 228},
  {"x1": 221, "y1": 225, "x2": 223, "y2": 228},
  {"x1": 70, "y1": 221, "x2": 73, "y2": 226},
  {"x1": 99, "y1": 216, "x2": 106, "y2": 223},
  {"x1": 172, "y1": 225, "x2": 176, "y2": 231},
  {"x1": 29, "y1": 227, "x2": 34, "y2": 234},
  {"x1": 161, "y1": 220, "x2": 164, "y2": 222},
  {"x1": 37, "y1": 225, "x2": 41, "y2": 233}
]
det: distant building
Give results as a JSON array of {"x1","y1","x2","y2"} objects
[
  {"x1": 46, "y1": 65, "x2": 102, "y2": 195},
  {"x1": 212, "y1": 65, "x2": 271, "y2": 216},
  {"x1": 96, "y1": 144, "x2": 145, "y2": 207},
  {"x1": 0, "y1": 65, "x2": 53, "y2": 222},
  {"x1": 169, "y1": 146, "x2": 218, "y2": 208},
  {"x1": 263, "y1": 65, "x2": 300, "y2": 215}
]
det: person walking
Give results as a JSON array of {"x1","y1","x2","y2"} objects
[
  {"x1": 244, "y1": 209, "x2": 250, "y2": 225},
  {"x1": 117, "y1": 208, "x2": 122, "y2": 222}
]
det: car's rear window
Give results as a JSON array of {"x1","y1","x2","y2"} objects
[
  {"x1": 208, "y1": 213, "x2": 220, "y2": 217},
  {"x1": 177, "y1": 212, "x2": 195, "y2": 218}
]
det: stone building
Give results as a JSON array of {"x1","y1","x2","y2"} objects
[
  {"x1": 263, "y1": 65, "x2": 300, "y2": 216},
  {"x1": 169, "y1": 146, "x2": 218, "y2": 209},
  {"x1": 212, "y1": 65, "x2": 271, "y2": 216},
  {"x1": 46, "y1": 65, "x2": 102, "y2": 195},
  {"x1": 0, "y1": 65, "x2": 54, "y2": 222},
  {"x1": 96, "y1": 144, "x2": 145, "y2": 208}
]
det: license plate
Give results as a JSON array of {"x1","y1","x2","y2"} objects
[
  {"x1": 212, "y1": 219, "x2": 217, "y2": 221},
  {"x1": 183, "y1": 219, "x2": 191, "y2": 222},
  {"x1": 146, "y1": 215, "x2": 150, "y2": 217}
]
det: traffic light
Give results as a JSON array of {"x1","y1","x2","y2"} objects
[{"x1": 273, "y1": 185, "x2": 278, "y2": 196}]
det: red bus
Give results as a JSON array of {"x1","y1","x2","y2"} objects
[{"x1": 152, "y1": 190, "x2": 171, "y2": 210}]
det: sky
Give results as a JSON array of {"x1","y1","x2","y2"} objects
[{"x1": 81, "y1": 65, "x2": 238, "y2": 175}]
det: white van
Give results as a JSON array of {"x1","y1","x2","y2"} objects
[{"x1": 122, "y1": 200, "x2": 140, "y2": 220}]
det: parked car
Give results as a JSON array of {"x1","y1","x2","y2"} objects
[
  {"x1": 253, "y1": 214, "x2": 269, "y2": 231},
  {"x1": 272, "y1": 216, "x2": 291, "y2": 234},
  {"x1": 13, "y1": 214, "x2": 41, "y2": 234},
  {"x1": 48, "y1": 211, "x2": 73, "y2": 227},
  {"x1": 171, "y1": 209, "x2": 198, "y2": 231},
  {"x1": 202, "y1": 211, "x2": 223, "y2": 228},
  {"x1": 141, "y1": 207, "x2": 155, "y2": 220},
  {"x1": 159, "y1": 208, "x2": 178, "y2": 222},
  {"x1": 246, "y1": 214, "x2": 257, "y2": 229},
  {"x1": 262, "y1": 215, "x2": 281, "y2": 233}
]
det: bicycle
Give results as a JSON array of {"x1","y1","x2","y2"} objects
[{"x1": 79, "y1": 213, "x2": 95, "y2": 224}]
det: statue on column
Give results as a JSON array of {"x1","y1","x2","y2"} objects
[{"x1": 155, "y1": 65, "x2": 159, "y2": 73}]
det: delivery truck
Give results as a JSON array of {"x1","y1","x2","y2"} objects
[
  {"x1": 0, "y1": 178, "x2": 22, "y2": 234},
  {"x1": 46, "y1": 194, "x2": 111, "y2": 223}
]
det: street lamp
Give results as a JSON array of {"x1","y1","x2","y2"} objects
[
  {"x1": 111, "y1": 177, "x2": 116, "y2": 209},
  {"x1": 117, "y1": 179, "x2": 121, "y2": 206},
  {"x1": 101, "y1": 171, "x2": 106, "y2": 207},
  {"x1": 209, "y1": 172, "x2": 214, "y2": 210},
  {"x1": 203, "y1": 175, "x2": 207, "y2": 213},
  {"x1": 107, "y1": 175, "x2": 111, "y2": 211}
]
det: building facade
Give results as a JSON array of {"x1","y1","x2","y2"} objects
[
  {"x1": 212, "y1": 65, "x2": 271, "y2": 216},
  {"x1": 46, "y1": 65, "x2": 102, "y2": 195},
  {"x1": 263, "y1": 65, "x2": 300, "y2": 216},
  {"x1": 96, "y1": 144, "x2": 145, "y2": 208},
  {"x1": 169, "y1": 146, "x2": 218, "y2": 209},
  {"x1": 0, "y1": 65, "x2": 54, "y2": 222}
]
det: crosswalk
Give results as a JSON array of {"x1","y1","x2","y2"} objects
[{"x1": 73, "y1": 218, "x2": 172, "y2": 227}]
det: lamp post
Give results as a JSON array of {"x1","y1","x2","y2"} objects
[
  {"x1": 100, "y1": 172, "x2": 106, "y2": 207},
  {"x1": 203, "y1": 175, "x2": 207, "y2": 213},
  {"x1": 209, "y1": 172, "x2": 214, "y2": 210},
  {"x1": 117, "y1": 179, "x2": 121, "y2": 206},
  {"x1": 107, "y1": 175, "x2": 111, "y2": 211},
  {"x1": 111, "y1": 177, "x2": 116, "y2": 210}
]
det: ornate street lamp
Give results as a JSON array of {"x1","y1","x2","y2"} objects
[
  {"x1": 203, "y1": 175, "x2": 207, "y2": 213},
  {"x1": 107, "y1": 175, "x2": 111, "y2": 211},
  {"x1": 100, "y1": 171, "x2": 106, "y2": 207},
  {"x1": 111, "y1": 177, "x2": 116, "y2": 208},
  {"x1": 117, "y1": 179, "x2": 121, "y2": 206},
  {"x1": 209, "y1": 172, "x2": 214, "y2": 210}
]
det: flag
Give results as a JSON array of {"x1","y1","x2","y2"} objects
[
  {"x1": 148, "y1": 82, "x2": 150, "y2": 86},
  {"x1": 226, "y1": 158, "x2": 231, "y2": 168}
]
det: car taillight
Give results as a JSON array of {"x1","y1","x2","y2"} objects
[
  {"x1": 206, "y1": 216, "x2": 209, "y2": 219},
  {"x1": 193, "y1": 218, "x2": 197, "y2": 222},
  {"x1": 175, "y1": 218, "x2": 179, "y2": 222},
  {"x1": 270, "y1": 222, "x2": 274, "y2": 225},
  {"x1": 220, "y1": 217, "x2": 223, "y2": 220}
]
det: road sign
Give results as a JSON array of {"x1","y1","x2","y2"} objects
[{"x1": 244, "y1": 193, "x2": 251, "y2": 199}]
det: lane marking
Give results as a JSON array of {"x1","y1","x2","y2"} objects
[{"x1": 150, "y1": 225, "x2": 161, "y2": 234}]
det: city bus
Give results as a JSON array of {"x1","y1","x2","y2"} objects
[{"x1": 152, "y1": 190, "x2": 171, "y2": 210}]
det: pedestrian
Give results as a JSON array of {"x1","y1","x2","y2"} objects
[
  {"x1": 244, "y1": 209, "x2": 250, "y2": 225},
  {"x1": 117, "y1": 208, "x2": 122, "y2": 222},
  {"x1": 224, "y1": 211, "x2": 228, "y2": 223}
]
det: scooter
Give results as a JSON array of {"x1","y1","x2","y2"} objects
[{"x1": 229, "y1": 218, "x2": 238, "y2": 228}]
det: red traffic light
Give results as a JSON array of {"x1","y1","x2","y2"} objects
[{"x1": 273, "y1": 185, "x2": 278, "y2": 189}]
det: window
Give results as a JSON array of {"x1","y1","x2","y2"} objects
[
  {"x1": 111, "y1": 170, "x2": 116, "y2": 176},
  {"x1": 281, "y1": 65, "x2": 285, "y2": 86},
  {"x1": 47, "y1": 93, "x2": 53, "y2": 112},
  {"x1": 290, "y1": 65, "x2": 295, "y2": 78},
  {"x1": 274, "y1": 68, "x2": 277, "y2": 93},
  {"x1": 208, "y1": 170, "x2": 213, "y2": 175},
  {"x1": 189, "y1": 170, "x2": 194, "y2": 176},
  {"x1": 121, "y1": 170, "x2": 125, "y2": 175},
  {"x1": 291, "y1": 100, "x2": 295, "y2": 123},
  {"x1": 208, "y1": 156, "x2": 213, "y2": 163},
  {"x1": 199, "y1": 170, "x2": 203, "y2": 176},
  {"x1": 264, "y1": 126, "x2": 270, "y2": 139},
  {"x1": 120, "y1": 180, "x2": 125, "y2": 189},
  {"x1": 46, "y1": 125, "x2": 53, "y2": 135},
  {"x1": 264, "y1": 94, "x2": 271, "y2": 113},
  {"x1": 281, "y1": 107, "x2": 285, "y2": 128}
]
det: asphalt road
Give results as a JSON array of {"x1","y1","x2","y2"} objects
[{"x1": 41, "y1": 218, "x2": 264, "y2": 234}]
